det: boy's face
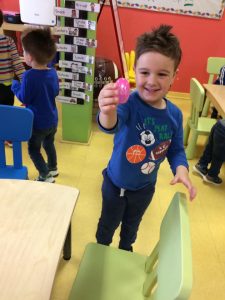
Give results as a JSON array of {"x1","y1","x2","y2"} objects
[{"x1": 135, "y1": 52, "x2": 177, "y2": 108}]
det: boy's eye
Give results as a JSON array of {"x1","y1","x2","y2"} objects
[
  {"x1": 158, "y1": 73, "x2": 168, "y2": 77},
  {"x1": 140, "y1": 71, "x2": 149, "y2": 75}
]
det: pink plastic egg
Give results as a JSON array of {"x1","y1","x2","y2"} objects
[{"x1": 116, "y1": 78, "x2": 130, "y2": 104}]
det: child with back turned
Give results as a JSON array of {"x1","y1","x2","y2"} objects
[
  {"x1": 96, "y1": 24, "x2": 196, "y2": 251},
  {"x1": 12, "y1": 28, "x2": 59, "y2": 183}
]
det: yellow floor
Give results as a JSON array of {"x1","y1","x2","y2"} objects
[{"x1": 6, "y1": 98, "x2": 225, "y2": 299}]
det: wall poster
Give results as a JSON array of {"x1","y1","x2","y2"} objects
[{"x1": 107, "y1": 0, "x2": 225, "y2": 19}]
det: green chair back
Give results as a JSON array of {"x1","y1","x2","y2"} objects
[
  {"x1": 207, "y1": 57, "x2": 225, "y2": 83},
  {"x1": 189, "y1": 78, "x2": 205, "y2": 128},
  {"x1": 201, "y1": 57, "x2": 225, "y2": 116},
  {"x1": 69, "y1": 192, "x2": 192, "y2": 300},
  {"x1": 144, "y1": 193, "x2": 192, "y2": 299},
  {"x1": 183, "y1": 78, "x2": 217, "y2": 159}
]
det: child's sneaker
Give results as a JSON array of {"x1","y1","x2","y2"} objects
[
  {"x1": 35, "y1": 174, "x2": 55, "y2": 183},
  {"x1": 203, "y1": 174, "x2": 222, "y2": 185},
  {"x1": 48, "y1": 169, "x2": 59, "y2": 177},
  {"x1": 193, "y1": 163, "x2": 208, "y2": 178}
]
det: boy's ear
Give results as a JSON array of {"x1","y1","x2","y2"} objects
[
  {"x1": 169, "y1": 69, "x2": 178, "y2": 88},
  {"x1": 26, "y1": 53, "x2": 33, "y2": 64},
  {"x1": 174, "y1": 68, "x2": 179, "y2": 77},
  {"x1": 171, "y1": 68, "x2": 178, "y2": 83}
]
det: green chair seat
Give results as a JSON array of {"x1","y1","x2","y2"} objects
[{"x1": 197, "y1": 117, "x2": 217, "y2": 133}]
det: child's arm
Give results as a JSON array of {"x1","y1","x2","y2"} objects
[
  {"x1": 11, "y1": 78, "x2": 28, "y2": 105},
  {"x1": 9, "y1": 37, "x2": 25, "y2": 81},
  {"x1": 98, "y1": 82, "x2": 119, "y2": 129},
  {"x1": 166, "y1": 107, "x2": 196, "y2": 201},
  {"x1": 170, "y1": 165, "x2": 197, "y2": 201}
]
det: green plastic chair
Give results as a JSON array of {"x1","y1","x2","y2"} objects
[
  {"x1": 69, "y1": 192, "x2": 192, "y2": 300},
  {"x1": 201, "y1": 57, "x2": 225, "y2": 117},
  {"x1": 183, "y1": 78, "x2": 216, "y2": 160}
]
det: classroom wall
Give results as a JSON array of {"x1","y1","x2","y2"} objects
[
  {"x1": 97, "y1": 6, "x2": 225, "y2": 92},
  {"x1": 1, "y1": 1, "x2": 225, "y2": 92}
]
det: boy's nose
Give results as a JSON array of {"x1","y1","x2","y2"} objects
[{"x1": 146, "y1": 74, "x2": 157, "y2": 85}]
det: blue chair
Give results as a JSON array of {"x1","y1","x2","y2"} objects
[{"x1": 0, "y1": 105, "x2": 33, "y2": 179}]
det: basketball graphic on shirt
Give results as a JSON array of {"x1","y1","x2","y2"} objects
[
  {"x1": 126, "y1": 145, "x2": 146, "y2": 164},
  {"x1": 150, "y1": 140, "x2": 171, "y2": 161},
  {"x1": 141, "y1": 162, "x2": 155, "y2": 174}
]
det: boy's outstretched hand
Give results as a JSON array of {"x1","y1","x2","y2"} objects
[
  {"x1": 98, "y1": 82, "x2": 119, "y2": 114},
  {"x1": 98, "y1": 82, "x2": 119, "y2": 129},
  {"x1": 170, "y1": 165, "x2": 197, "y2": 201}
]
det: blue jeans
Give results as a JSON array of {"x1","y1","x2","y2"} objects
[
  {"x1": 96, "y1": 169, "x2": 155, "y2": 250},
  {"x1": 28, "y1": 127, "x2": 57, "y2": 177},
  {"x1": 199, "y1": 120, "x2": 225, "y2": 177}
]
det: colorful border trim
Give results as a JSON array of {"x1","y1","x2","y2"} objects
[{"x1": 116, "y1": 0, "x2": 225, "y2": 20}]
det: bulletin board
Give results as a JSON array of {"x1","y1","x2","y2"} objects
[
  {"x1": 108, "y1": 0, "x2": 225, "y2": 19},
  {"x1": 56, "y1": 0, "x2": 99, "y2": 143}
]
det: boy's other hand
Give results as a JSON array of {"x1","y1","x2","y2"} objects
[{"x1": 170, "y1": 165, "x2": 197, "y2": 201}]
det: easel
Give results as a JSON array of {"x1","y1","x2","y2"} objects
[{"x1": 98, "y1": 0, "x2": 128, "y2": 79}]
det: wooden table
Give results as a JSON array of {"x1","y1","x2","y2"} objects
[
  {"x1": 0, "y1": 179, "x2": 79, "y2": 300},
  {"x1": 203, "y1": 84, "x2": 225, "y2": 118}
]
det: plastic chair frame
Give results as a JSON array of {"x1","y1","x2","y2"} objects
[
  {"x1": 0, "y1": 105, "x2": 33, "y2": 179},
  {"x1": 183, "y1": 78, "x2": 216, "y2": 159},
  {"x1": 69, "y1": 192, "x2": 193, "y2": 300}
]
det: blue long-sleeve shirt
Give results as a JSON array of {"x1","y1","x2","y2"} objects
[
  {"x1": 12, "y1": 68, "x2": 59, "y2": 129},
  {"x1": 98, "y1": 90, "x2": 188, "y2": 191}
]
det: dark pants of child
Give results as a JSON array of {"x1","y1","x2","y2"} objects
[
  {"x1": 198, "y1": 120, "x2": 225, "y2": 177},
  {"x1": 28, "y1": 126, "x2": 57, "y2": 178},
  {"x1": 96, "y1": 169, "x2": 155, "y2": 251},
  {"x1": 0, "y1": 84, "x2": 14, "y2": 105}
]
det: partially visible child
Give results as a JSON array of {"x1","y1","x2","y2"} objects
[
  {"x1": 193, "y1": 119, "x2": 225, "y2": 185},
  {"x1": 96, "y1": 24, "x2": 196, "y2": 252},
  {"x1": 11, "y1": 28, "x2": 59, "y2": 182},
  {"x1": 211, "y1": 65, "x2": 225, "y2": 119},
  {"x1": 0, "y1": 9, "x2": 25, "y2": 147}
]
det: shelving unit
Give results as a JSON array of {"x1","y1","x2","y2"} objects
[
  {"x1": 2, "y1": 9, "x2": 98, "y2": 144},
  {"x1": 2, "y1": 22, "x2": 24, "y2": 31}
]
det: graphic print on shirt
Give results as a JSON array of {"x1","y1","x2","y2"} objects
[
  {"x1": 140, "y1": 129, "x2": 155, "y2": 147},
  {"x1": 136, "y1": 123, "x2": 155, "y2": 147},
  {"x1": 149, "y1": 140, "x2": 171, "y2": 160},
  {"x1": 126, "y1": 145, "x2": 146, "y2": 163},
  {"x1": 141, "y1": 161, "x2": 156, "y2": 174},
  {"x1": 126, "y1": 117, "x2": 172, "y2": 175}
]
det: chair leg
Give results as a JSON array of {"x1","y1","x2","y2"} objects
[
  {"x1": 185, "y1": 131, "x2": 198, "y2": 160},
  {"x1": 183, "y1": 122, "x2": 190, "y2": 146},
  {"x1": 201, "y1": 97, "x2": 210, "y2": 117},
  {"x1": 63, "y1": 223, "x2": 71, "y2": 260}
]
